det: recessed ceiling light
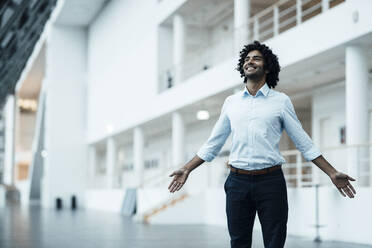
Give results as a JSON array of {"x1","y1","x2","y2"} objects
[
  {"x1": 106, "y1": 124, "x2": 114, "y2": 134},
  {"x1": 197, "y1": 110, "x2": 209, "y2": 120}
]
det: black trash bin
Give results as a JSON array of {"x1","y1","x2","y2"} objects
[
  {"x1": 56, "y1": 198, "x2": 63, "y2": 210},
  {"x1": 71, "y1": 195, "x2": 77, "y2": 210}
]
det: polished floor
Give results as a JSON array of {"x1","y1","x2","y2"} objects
[{"x1": 0, "y1": 204, "x2": 371, "y2": 248}]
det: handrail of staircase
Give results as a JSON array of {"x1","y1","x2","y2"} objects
[{"x1": 143, "y1": 192, "x2": 189, "y2": 224}]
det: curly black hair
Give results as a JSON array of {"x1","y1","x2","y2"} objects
[{"x1": 236, "y1": 41, "x2": 280, "y2": 88}]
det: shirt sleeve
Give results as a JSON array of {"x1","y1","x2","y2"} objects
[
  {"x1": 196, "y1": 97, "x2": 232, "y2": 162},
  {"x1": 281, "y1": 96, "x2": 321, "y2": 161}
]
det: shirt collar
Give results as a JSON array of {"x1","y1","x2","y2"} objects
[{"x1": 242, "y1": 83, "x2": 270, "y2": 97}]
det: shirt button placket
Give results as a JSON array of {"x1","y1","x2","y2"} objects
[
  {"x1": 247, "y1": 97, "x2": 252, "y2": 147},
  {"x1": 250, "y1": 97, "x2": 255, "y2": 146}
]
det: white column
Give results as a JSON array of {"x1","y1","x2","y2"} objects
[
  {"x1": 173, "y1": 14, "x2": 185, "y2": 85},
  {"x1": 234, "y1": 0, "x2": 251, "y2": 52},
  {"x1": 133, "y1": 127, "x2": 144, "y2": 186},
  {"x1": 273, "y1": 5, "x2": 279, "y2": 36},
  {"x1": 345, "y1": 46, "x2": 368, "y2": 185},
  {"x1": 253, "y1": 17, "x2": 259, "y2": 41},
  {"x1": 3, "y1": 95, "x2": 16, "y2": 185},
  {"x1": 88, "y1": 146, "x2": 96, "y2": 188},
  {"x1": 322, "y1": 0, "x2": 329, "y2": 12},
  {"x1": 106, "y1": 138, "x2": 116, "y2": 188},
  {"x1": 296, "y1": 0, "x2": 302, "y2": 25},
  {"x1": 172, "y1": 112, "x2": 185, "y2": 167}
]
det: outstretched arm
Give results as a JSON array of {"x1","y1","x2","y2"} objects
[
  {"x1": 312, "y1": 155, "x2": 356, "y2": 198},
  {"x1": 282, "y1": 96, "x2": 356, "y2": 198}
]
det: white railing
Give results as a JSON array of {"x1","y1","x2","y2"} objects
[
  {"x1": 282, "y1": 143, "x2": 372, "y2": 188},
  {"x1": 126, "y1": 141, "x2": 371, "y2": 190},
  {"x1": 282, "y1": 149, "x2": 316, "y2": 187},
  {"x1": 89, "y1": 142, "x2": 370, "y2": 190},
  {"x1": 158, "y1": 0, "x2": 345, "y2": 92}
]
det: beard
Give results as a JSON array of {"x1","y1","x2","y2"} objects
[{"x1": 245, "y1": 66, "x2": 265, "y2": 82}]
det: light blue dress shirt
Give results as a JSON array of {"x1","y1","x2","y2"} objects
[{"x1": 197, "y1": 83, "x2": 321, "y2": 170}]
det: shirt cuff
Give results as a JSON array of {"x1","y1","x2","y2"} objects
[
  {"x1": 303, "y1": 146, "x2": 322, "y2": 161},
  {"x1": 196, "y1": 149, "x2": 215, "y2": 162}
]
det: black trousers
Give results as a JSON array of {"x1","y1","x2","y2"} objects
[{"x1": 224, "y1": 166, "x2": 288, "y2": 248}]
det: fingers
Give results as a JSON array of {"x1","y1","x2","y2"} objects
[
  {"x1": 168, "y1": 180, "x2": 177, "y2": 192},
  {"x1": 337, "y1": 187, "x2": 346, "y2": 197},
  {"x1": 168, "y1": 179, "x2": 177, "y2": 191},
  {"x1": 168, "y1": 179, "x2": 177, "y2": 192},
  {"x1": 348, "y1": 183, "x2": 356, "y2": 194},
  {"x1": 347, "y1": 175, "x2": 356, "y2": 181},
  {"x1": 340, "y1": 185, "x2": 355, "y2": 198},
  {"x1": 168, "y1": 181, "x2": 183, "y2": 193},
  {"x1": 175, "y1": 182, "x2": 184, "y2": 191},
  {"x1": 168, "y1": 179, "x2": 184, "y2": 193},
  {"x1": 169, "y1": 170, "x2": 182, "y2": 177},
  {"x1": 169, "y1": 170, "x2": 179, "y2": 177},
  {"x1": 168, "y1": 177, "x2": 175, "y2": 189}
]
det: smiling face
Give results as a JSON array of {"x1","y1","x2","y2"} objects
[{"x1": 243, "y1": 50, "x2": 267, "y2": 82}]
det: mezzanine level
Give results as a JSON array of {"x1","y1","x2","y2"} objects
[{"x1": 157, "y1": 0, "x2": 345, "y2": 93}]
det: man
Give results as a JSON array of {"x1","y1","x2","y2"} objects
[{"x1": 168, "y1": 41, "x2": 356, "y2": 248}]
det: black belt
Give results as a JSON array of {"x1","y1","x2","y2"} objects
[{"x1": 228, "y1": 164, "x2": 282, "y2": 175}]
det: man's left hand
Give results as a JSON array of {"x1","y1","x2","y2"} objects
[{"x1": 330, "y1": 172, "x2": 356, "y2": 198}]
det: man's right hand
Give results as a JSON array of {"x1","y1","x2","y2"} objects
[{"x1": 168, "y1": 168, "x2": 189, "y2": 193}]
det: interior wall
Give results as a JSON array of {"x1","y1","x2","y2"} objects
[{"x1": 87, "y1": 0, "x2": 158, "y2": 141}]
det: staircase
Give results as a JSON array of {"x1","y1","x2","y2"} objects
[{"x1": 143, "y1": 192, "x2": 189, "y2": 224}]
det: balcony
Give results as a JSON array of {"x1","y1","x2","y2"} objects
[{"x1": 157, "y1": 0, "x2": 345, "y2": 93}]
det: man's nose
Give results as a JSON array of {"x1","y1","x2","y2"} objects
[{"x1": 246, "y1": 58, "x2": 254, "y2": 64}]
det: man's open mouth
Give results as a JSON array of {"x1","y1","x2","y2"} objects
[{"x1": 246, "y1": 66, "x2": 257, "y2": 72}]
